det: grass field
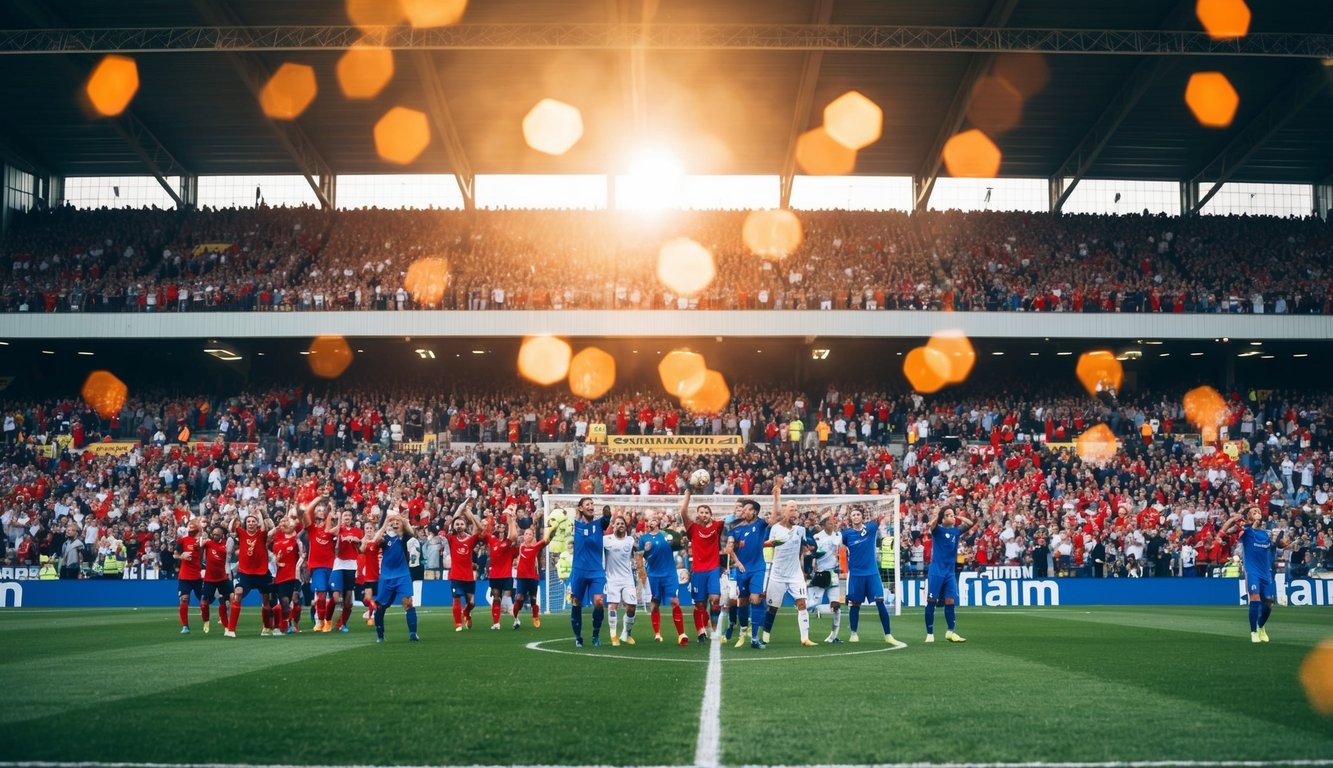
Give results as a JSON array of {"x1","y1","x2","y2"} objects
[{"x1": 3, "y1": 605, "x2": 1332, "y2": 767}]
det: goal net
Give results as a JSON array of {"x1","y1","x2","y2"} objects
[{"x1": 539, "y1": 493, "x2": 902, "y2": 619}]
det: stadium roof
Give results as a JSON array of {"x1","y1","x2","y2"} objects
[{"x1": 1, "y1": 0, "x2": 1331, "y2": 208}]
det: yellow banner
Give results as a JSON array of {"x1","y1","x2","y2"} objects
[
  {"x1": 191, "y1": 242, "x2": 233, "y2": 257},
  {"x1": 603, "y1": 434, "x2": 743, "y2": 454},
  {"x1": 588, "y1": 423, "x2": 607, "y2": 443},
  {"x1": 82, "y1": 442, "x2": 138, "y2": 456}
]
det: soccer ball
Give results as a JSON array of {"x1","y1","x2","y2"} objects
[{"x1": 689, "y1": 468, "x2": 711, "y2": 490}]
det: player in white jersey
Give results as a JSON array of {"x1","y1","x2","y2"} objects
[
  {"x1": 810, "y1": 514, "x2": 844, "y2": 643},
  {"x1": 761, "y1": 475, "x2": 816, "y2": 647},
  {"x1": 603, "y1": 516, "x2": 642, "y2": 646}
]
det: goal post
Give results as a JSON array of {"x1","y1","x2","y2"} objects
[{"x1": 539, "y1": 493, "x2": 901, "y2": 616}]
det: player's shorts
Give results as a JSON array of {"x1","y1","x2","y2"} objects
[
  {"x1": 450, "y1": 579, "x2": 476, "y2": 598},
  {"x1": 734, "y1": 566, "x2": 765, "y2": 597},
  {"x1": 720, "y1": 572, "x2": 739, "y2": 602},
  {"x1": 646, "y1": 574, "x2": 677, "y2": 604},
  {"x1": 310, "y1": 567, "x2": 333, "y2": 593},
  {"x1": 927, "y1": 569, "x2": 959, "y2": 602},
  {"x1": 568, "y1": 569, "x2": 606, "y2": 606},
  {"x1": 273, "y1": 578, "x2": 299, "y2": 601},
  {"x1": 360, "y1": 580, "x2": 378, "y2": 597},
  {"x1": 489, "y1": 577, "x2": 515, "y2": 593},
  {"x1": 765, "y1": 575, "x2": 808, "y2": 607},
  {"x1": 516, "y1": 577, "x2": 540, "y2": 599},
  {"x1": 235, "y1": 572, "x2": 271, "y2": 598},
  {"x1": 606, "y1": 580, "x2": 638, "y2": 605},
  {"x1": 1246, "y1": 575, "x2": 1276, "y2": 601},
  {"x1": 177, "y1": 578, "x2": 203, "y2": 600},
  {"x1": 203, "y1": 579, "x2": 232, "y2": 602},
  {"x1": 845, "y1": 574, "x2": 883, "y2": 604},
  {"x1": 377, "y1": 575, "x2": 412, "y2": 606},
  {"x1": 410, "y1": 565, "x2": 425, "y2": 582},
  {"x1": 689, "y1": 568, "x2": 721, "y2": 602},
  {"x1": 810, "y1": 572, "x2": 844, "y2": 603},
  {"x1": 331, "y1": 568, "x2": 357, "y2": 593}
]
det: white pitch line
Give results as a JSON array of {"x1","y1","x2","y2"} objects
[
  {"x1": 693, "y1": 636, "x2": 723, "y2": 768},
  {"x1": 524, "y1": 636, "x2": 907, "y2": 663},
  {"x1": 4, "y1": 760, "x2": 1332, "y2": 768}
]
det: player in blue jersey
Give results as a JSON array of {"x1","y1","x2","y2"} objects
[
  {"x1": 725, "y1": 497, "x2": 769, "y2": 649},
  {"x1": 368, "y1": 510, "x2": 419, "y2": 643},
  {"x1": 924, "y1": 503, "x2": 976, "y2": 643},
  {"x1": 841, "y1": 506, "x2": 906, "y2": 648},
  {"x1": 1219, "y1": 506, "x2": 1290, "y2": 643},
  {"x1": 639, "y1": 511, "x2": 688, "y2": 644},
  {"x1": 555, "y1": 497, "x2": 611, "y2": 648}
]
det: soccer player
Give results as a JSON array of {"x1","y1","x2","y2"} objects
[
  {"x1": 303, "y1": 496, "x2": 339, "y2": 632},
  {"x1": 357, "y1": 518, "x2": 382, "y2": 627},
  {"x1": 762, "y1": 475, "x2": 816, "y2": 647},
  {"x1": 1219, "y1": 506, "x2": 1290, "y2": 642},
  {"x1": 200, "y1": 523, "x2": 232, "y2": 634},
  {"x1": 725, "y1": 497, "x2": 769, "y2": 649},
  {"x1": 553, "y1": 497, "x2": 610, "y2": 647},
  {"x1": 228, "y1": 509, "x2": 274, "y2": 638},
  {"x1": 268, "y1": 515, "x2": 305, "y2": 636},
  {"x1": 368, "y1": 510, "x2": 420, "y2": 642},
  {"x1": 639, "y1": 510, "x2": 687, "y2": 644},
  {"x1": 924, "y1": 503, "x2": 976, "y2": 643},
  {"x1": 841, "y1": 505, "x2": 906, "y2": 647},
  {"x1": 513, "y1": 511, "x2": 546, "y2": 629},
  {"x1": 679, "y1": 486, "x2": 725, "y2": 643},
  {"x1": 603, "y1": 514, "x2": 642, "y2": 646},
  {"x1": 486, "y1": 505, "x2": 519, "y2": 630},
  {"x1": 331, "y1": 507, "x2": 363, "y2": 632},
  {"x1": 810, "y1": 513, "x2": 844, "y2": 643},
  {"x1": 175, "y1": 518, "x2": 205, "y2": 634},
  {"x1": 446, "y1": 498, "x2": 488, "y2": 631}
]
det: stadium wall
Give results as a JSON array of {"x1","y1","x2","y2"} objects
[{"x1": 4, "y1": 577, "x2": 1332, "y2": 608}]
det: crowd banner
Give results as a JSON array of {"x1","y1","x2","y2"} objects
[{"x1": 603, "y1": 434, "x2": 743, "y2": 454}]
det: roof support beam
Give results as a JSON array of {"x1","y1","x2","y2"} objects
[
  {"x1": 1187, "y1": 64, "x2": 1329, "y2": 215},
  {"x1": 411, "y1": 52, "x2": 476, "y2": 211},
  {"x1": 189, "y1": 0, "x2": 334, "y2": 209},
  {"x1": 779, "y1": 0, "x2": 836, "y2": 210},
  {"x1": 913, "y1": 0, "x2": 1018, "y2": 213}
]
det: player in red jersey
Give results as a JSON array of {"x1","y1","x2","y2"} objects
[
  {"x1": 268, "y1": 515, "x2": 305, "y2": 636},
  {"x1": 680, "y1": 487, "x2": 726, "y2": 643},
  {"x1": 303, "y1": 496, "x2": 339, "y2": 632},
  {"x1": 175, "y1": 518, "x2": 205, "y2": 634},
  {"x1": 446, "y1": 498, "x2": 489, "y2": 631},
  {"x1": 357, "y1": 515, "x2": 382, "y2": 627},
  {"x1": 513, "y1": 509, "x2": 546, "y2": 628},
  {"x1": 200, "y1": 523, "x2": 232, "y2": 634},
  {"x1": 228, "y1": 508, "x2": 275, "y2": 638},
  {"x1": 332, "y1": 507, "x2": 363, "y2": 632},
  {"x1": 486, "y1": 505, "x2": 519, "y2": 630}
]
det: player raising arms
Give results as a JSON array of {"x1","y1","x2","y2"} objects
[
  {"x1": 228, "y1": 508, "x2": 275, "y2": 638},
  {"x1": 200, "y1": 523, "x2": 232, "y2": 634},
  {"x1": 841, "y1": 505, "x2": 906, "y2": 648},
  {"x1": 762, "y1": 475, "x2": 816, "y2": 647},
  {"x1": 268, "y1": 514, "x2": 305, "y2": 636},
  {"x1": 331, "y1": 507, "x2": 363, "y2": 633},
  {"x1": 303, "y1": 495, "x2": 339, "y2": 633},
  {"x1": 639, "y1": 510, "x2": 687, "y2": 644},
  {"x1": 357, "y1": 510, "x2": 382, "y2": 627},
  {"x1": 925, "y1": 503, "x2": 976, "y2": 643},
  {"x1": 175, "y1": 518, "x2": 205, "y2": 634},
  {"x1": 512, "y1": 510, "x2": 546, "y2": 629},
  {"x1": 1219, "y1": 505, "x2": 1290, "y2": 642},
  {"x1": 447, "y1": 498, "x2": 488, "y2": 631},
  {"x1": 486, "y1": 504, "x2": 519, "y2": 630},
  {"x1": 680, "y1": 482, "x2": 725, "y2": 644},
  {"x1": 725, "y1": 497, "x2": 769, "y2": 649},
  {"x1": 603, "y1": 513, "x2": 643, "y2": 646},
  {"x1": 554, "y1": 497, "x2": 610, "y2": 648},
  {"x1": 368, "y1": 509, "x2": 420, "y2": 642},
  {"x1": 809, "y1": 513, "x2": 843, "y2": 643}
]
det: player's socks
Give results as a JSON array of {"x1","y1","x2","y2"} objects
[
  {"x1": 229, "y1": 605, "x2": 241, "y2": 632},
  {"x1": 339, "y1": 601, "x2": 353, "y2": 628},
  {"x1": 608, "y1": 608, "x2": 619, "y2": 640},
  {"x1": 591, "y1": 604, "x2": 605, "y2": 639},
  {"x1": 201, "y1": 604, "x2": 210, "y2": 623},
  {"x1": 324, "y1": 597, "x2": 338, "y2": 623},
  {"x1": 830, "y1": 607, "x2": 841, "y2": 636},
  {"x1": 405, "y1": 606, "x2": 418, "y2": 635},
  {"x1": 1259, "y1": 602, "x2": 1272, "y2": 627},
  {"x1": 924, "y1": 602, "x2": 936, "y2": 634},
  {"x1": 570, "y1": 604, "x2": 583, "y2": 642},
  {"x1": 797, "y1": 608, "x2": 811, "y2": 643},
  {"x1": 943, "y1": 603, "x2": 957, "y2": 631},
  {"x1": 179, "y1": 603, "x2": 190, "y2": 627},
  {"x1": 512, "y1": 598, "x2": 523, "y2": 618},
  {"x1": 1247, "y1": 601, "x2": 1261, "y2": 631},
  {"x1": 464, "y1": 603, "x2": 474, "y2": 627},
  {"x1": 374, "y1": 604, "x2": 386, "y2": 640},
  {"x1": 849, "y1": 604, "x2": 860, "y2": 633},
  {"x1": 726, "y1": 605, "x2": 738, "y2": 639},
  {"x1": 261, "y1": 606, "x2": 272, "y2": 630},
  {"x1": 452, "y1": 602, "x2": 464, "y2": 629},
  {"x1": 709, "y1": 604, "x2": 721, "y2": 634},
  {"x1": 876, "y1": 601, "x2": 893, "y2": 634},
  {"x1": 763, "y1": 606, "x2": 778, "y2": 633},
  {"x1": 218, "y1": 603, "x2": 229, "y2": 628},
  {"x1": 692, "y1": 604, "x2": 706, "y2": 634},
  {"x1": 532, "y1": 605, "x2": 540, "y2": 625},
  {"x1": 314, "y1": 594, "x2": 326, "y2": 625},
  {"x1": 492, "y1": 602, "x2": 503, "y2": 625},
  {"x1": 624, "y1": 610, "x2": 636, "y2": 639},
  {"x1": 671, "y1": 604, "x2": 686, "y2": 636},
  {"x1": 650, "y1": 607, "x2": 662, "y2": 635},
  {"x1": 750, "y1": 602, "x2": 766, "y2": 639},
  {"x1": 288, "y1": 603, "x2": 301, "y2": 629}
]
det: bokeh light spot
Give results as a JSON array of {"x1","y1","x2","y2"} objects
[
  {"x1": 337, "y1": 42, "x2": 395, "y2": 100},
  {"x1": 260, "y1": 63, "x2": 318, "y2": 120},
  {"x1": 1075, "y1": 350, "x2": 1124, "y2": 398},
  {"x1": 85, "y1": 55, "x2": 139, "y2": 117},
  {"x1": 903, "y1": 346, "x2": 950, "y2": 395},
  {"x1": 403, "y1": 257, "x2": 450, "y2": 306},
  {"x1": 307, "y1": 336, "x2": 354, "y2": 380},
  {"x1": 794, "y1": 126, "x2": 857, "y2": 176},
  {"x1": 942, "y1": 129, "x2": 1002, "y2": 178},
  {"x1": 568, "y1": 347, "x2": 616, "y2": 400},
  {"x1": 518, "y1": 336, "x2": 573, "y2": 386},
  {"x1": 658, "y1": 349, "x2": 708, "y2": 398},
  {"x1": 967, "y1": 75, "x2": 1024, "y2": 135},
  {"x1": 925, "y1": 331, "x2": 976, "y2": 385},
  {"x1": 374, "y1": 106, "x2": 431, "y2": 165},
  {"x1": 1183, "y1": 385, "x2": 1229, "y2": 443},
  {"x1": 1186, "y1": 71, "x2": 1240, "y2": 128},
  {"x1": 1075, "y1": 424, "x2": 1120, "y2": 466},
  {"x1": 742, "y1": 209, "x2": 804, "y2": 261},
  {"x1": 657, "y1": 238, "x2": 716, "y2": 297},
  {"x1": 823, "y1": 90, "x2": 883, "y2": 151},
  {"x1": 1299, "y1": 640, "x2": 1333, "y2": 715},
  {"x1": 1197, "y1": 0, "x2": 1251, "y2": 39},
  {"x1": 401, "y1": 0, "x2": 467, "y2": 28},
  {"x1": 680, "y1": 370, "x2": 731, "y2": 414},
  {"x1": 522, "y1": 98, "x2": 584, "y2": 156},
  {"x1": 81, "y1": 371, "x2": 128, "y2": 420},
  {"x1": 992, "y1": 53, "x2": 1050, "y2": 99}
]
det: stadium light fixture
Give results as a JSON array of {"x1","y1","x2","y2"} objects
[
  {"x1": 1293, "y1": 353, "x2": 1309, "y2": 358},
  {"x1": 416, "y1": 349, "x2": 436, "y2": 359},
  {"x1": 77, "y1": 351, "x2": 95, "y2": 356},
  {"x1": 1190, "y1": 352, "x2": 1204, "y2": 356},
  {"x1": 1237, "y1": 351, "x2": 1261, "y2": 358},
  {"x1": 811, "y1": 348, "x2": 830, "y2": 360},
  {"x1": 204, "y1": 348, "x2": 242, "y2": 361}
]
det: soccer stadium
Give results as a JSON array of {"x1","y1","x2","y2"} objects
[{"x1": 2, "y1": 1, "x2": 1333, "y2": 767}]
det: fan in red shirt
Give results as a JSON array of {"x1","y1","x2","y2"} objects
[
  {"x1": 331, "y1": 508, "x2": 364, "y2": 632},
  {"x1": 513, "y1": 510, "x2": 547, "y2": 629},
  {"x1": 175, "y1": 518, "x2": 205, "y2": 633},
  {"x1": 228, "y1": 508, "x2": 275, "y2": 638},
  {"x1": 201, "y1": 523, "x2": 232, "y2": 633},
  {"x1": 268, "y1": 516, "x2": 305, "y2": 635},
  {"x1": 357, "y1": 516, "x2": 382, "y2": 627},
  {"x1": 680, "y1": 486, "x2": 725, "y2": 642},
  {"x1": 485, "y1": 505, "x2": 519, "y2": 630},
  {"x1": 446, "y1": 499, "x2": 489, "y2": 631}
]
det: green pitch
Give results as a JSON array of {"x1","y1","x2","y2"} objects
[{"x1": 3, "y1": 605, "x2": 1331, "y2": 766}]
